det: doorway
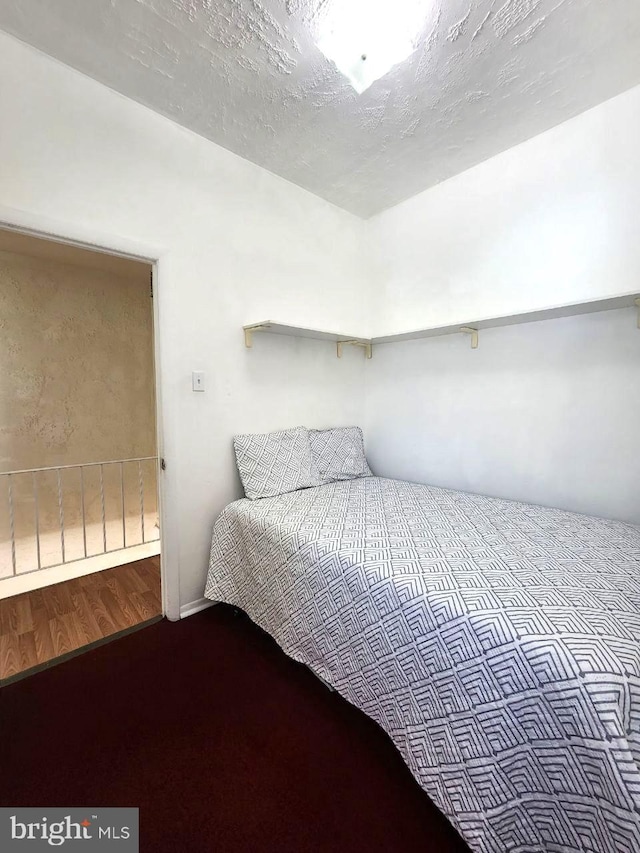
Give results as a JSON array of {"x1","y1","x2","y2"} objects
[{"x1": 0, "y1": 228, "x2": 163, "y2": 682}]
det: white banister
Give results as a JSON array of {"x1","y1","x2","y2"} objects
[{"x1": 0, "y1": 456, "x2": 159, "y2": 580}]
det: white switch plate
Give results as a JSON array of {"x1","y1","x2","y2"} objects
[{"x1": 192, "y1": 371, "x2": 205, "y2": 392}]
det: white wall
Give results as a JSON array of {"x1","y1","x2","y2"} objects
[
  {"x1": 0, "y1": 31, "x2": 370, "y2": 613},
  {"x1": 365, "y1": 308, "x2": 640, "y2": 525},
  {"x1": 364, "y1": 84, "x2": 640, "y2": 526},
  {"x1": 367, "y1": 84, "x2": 640, "y2": 335}
]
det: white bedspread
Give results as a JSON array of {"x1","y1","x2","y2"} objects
[{"x1": 204, "y1": 476, "x2": 640, "y2": 852}]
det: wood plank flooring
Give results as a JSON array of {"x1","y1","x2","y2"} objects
[{"x1": 0, "y1": 556, "x2": 161, "y2": 682}]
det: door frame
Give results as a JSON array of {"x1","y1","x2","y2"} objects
[{"x1": 0, "y1": 203, "x2": 180, "y2": 621}]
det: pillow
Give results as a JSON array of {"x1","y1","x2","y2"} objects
[
  {"x1": 309, "y1": 426, "x2": 372, "y2": 485},
  {"x1": 233, "y1": 427, "x2": 316, "y2": 500}
]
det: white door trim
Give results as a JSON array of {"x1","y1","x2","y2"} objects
[{"x1": 0, "y1": 203, "x2": 181, "y2": 621}]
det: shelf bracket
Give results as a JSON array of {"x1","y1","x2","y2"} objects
[
  {"x1": 243, "y1": 323, "x2": 271, "y2": 349},
  {"x1": 635, "y1": 298, "x2": 640, "y2": 330},
  {"x1": 460, "y1": 326, "x2": 479, "y2": 349},
  {"x1": 337, "y1": 340, "x2": 372, "y2": 359}
]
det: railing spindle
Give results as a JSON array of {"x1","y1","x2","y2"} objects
[
  {"x1": 100, "y1": 464, "x2": 107, "y2": 553},
  {"x1": 138, "y1": 460, "x2": 145, "y2": 544},
  {"x1": 57, "y1": 468, "x2": 66, "y2": 564},
  {"x1": 80, "y1": 466, "x2": 87, "y2": 558},
  {"x1": 8, "y1": 474, "x2": 17, "y2": 575},
  {"x1": 32, "y1": 471, "x2": 41, "y2": 571},
  {"x1": 120, "y1": 462, "x2": 126, "y2": 550}
]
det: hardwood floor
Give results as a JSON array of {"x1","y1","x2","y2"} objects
[{"x1": 0, "y1": 556, "x2": 161, "y2": 682}]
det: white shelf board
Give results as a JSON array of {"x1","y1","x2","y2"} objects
[
  {"x1": 244, "y1": 293, "x2": 639, "y2": 353},
  {"x1": 372, "y1": 292, "x2": 639, "y2": 345},
  {"x1": 243, "y1": 321, "x2": 370, "y2": 344}
]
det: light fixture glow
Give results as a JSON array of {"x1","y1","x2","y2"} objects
[{"x1": 316, "y1": 0, "x2": 430, "y2": 94}]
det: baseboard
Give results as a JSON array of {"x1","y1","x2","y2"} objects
[
  {"x1": 180, "y1": 597, "x2": 217, "y2": 619},
  {"x1": 1, "y1": 540, "x2": 161, "y2": 600}
]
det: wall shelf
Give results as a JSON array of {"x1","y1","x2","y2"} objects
[
  {"x1": 372, "y1": 292, "x2": 640, "y2": 347},
  {"x1": 244, "y1": 293, "x2": 639, "y2": 358},
  {"x1": 243, "y1": 321, "x2": 372, "y2": 358}
]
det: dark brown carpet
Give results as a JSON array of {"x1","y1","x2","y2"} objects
[{"x1": 0, "y1": 604, "x2": 469, "y2": 852}]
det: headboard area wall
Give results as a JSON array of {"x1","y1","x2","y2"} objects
[{"x1": 365, "y1": 307, "x2": 640, "y2": 525}]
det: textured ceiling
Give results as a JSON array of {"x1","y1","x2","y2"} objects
[{"x1": 1, "y1": 0, "x2": 640, "y2": 217}]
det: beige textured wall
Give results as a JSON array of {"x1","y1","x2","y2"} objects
[{"x1": 0, "y1": 249, "x2": 156, "y2": 542}]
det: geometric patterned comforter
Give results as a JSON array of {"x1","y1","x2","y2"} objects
[{"x1": 204, "y1": 476, "x2": 640, "y2": 853}]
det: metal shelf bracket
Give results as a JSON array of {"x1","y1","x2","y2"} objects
[
  {"x1": 244, "y1": 323, "x2": 271, "y2": 348},
  {"x1": 337, "y1": 340, "x2": 372, "y2": 359},
  {"x1": 460, "y1": 326, "x2": 479, "y2": 349}
]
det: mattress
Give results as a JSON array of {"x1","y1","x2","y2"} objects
[{"x1": 204, "y1": 476, "x2": 640, "y2": 852}]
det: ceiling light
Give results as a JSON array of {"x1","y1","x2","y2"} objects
[{"x1": 316, "y1": 0, "x2": 430, "y2": 94}]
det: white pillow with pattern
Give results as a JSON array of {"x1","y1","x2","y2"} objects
[
  {"x1": 309, "y1": 426, "x2": 372, "y2": 485},
  {"x1": 233, "y1": 427, "x2": 316, "y2": 500}
]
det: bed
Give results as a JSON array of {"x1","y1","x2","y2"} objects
[{"x1": 204, "y1": 475, "x2": 640, "y2": 853}]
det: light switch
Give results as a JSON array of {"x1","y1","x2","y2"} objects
[{"x1": 192, "y1": 371, "x2": 205, "y2": 392}]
